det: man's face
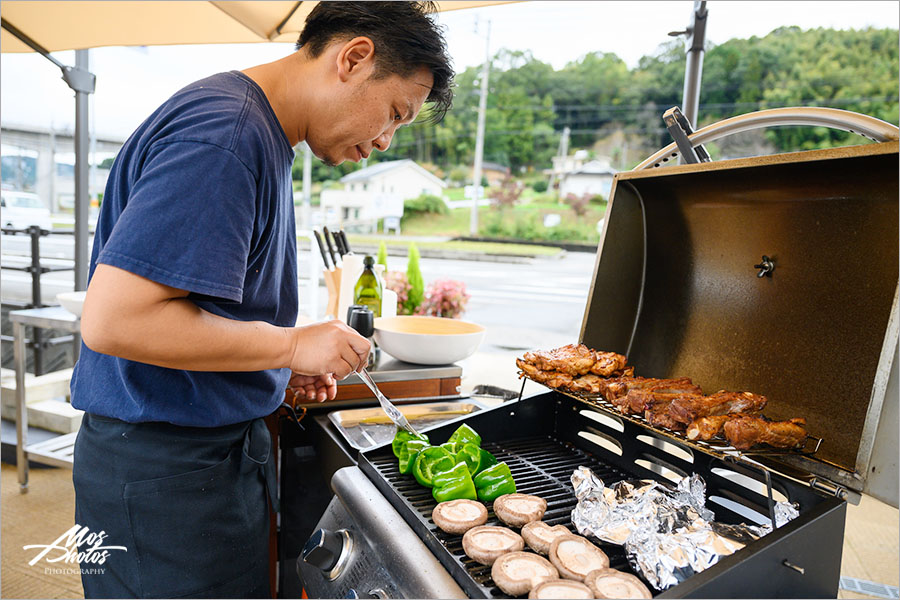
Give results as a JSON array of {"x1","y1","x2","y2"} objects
[{"x1": 311, "y1": 66, "x2": 434, "y2": 166}]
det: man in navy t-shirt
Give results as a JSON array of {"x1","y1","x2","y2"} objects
[{"x1": 70, "y1": 2, "x2": 454, "y2": 597}]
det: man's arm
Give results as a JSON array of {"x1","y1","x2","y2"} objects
[{"x1": 81, "y1": 263, "x2": 369, "y2": 379}]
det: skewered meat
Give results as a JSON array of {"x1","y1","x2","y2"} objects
[
  {"x1": 668, "y1": 390, "x2": 767, "y2": 426},
  {"x1": 522, "y1": 344, "x2": 598, "y2": 376},
  {"x1": 621, "y1": 380, "x2": 702, "y2": 415},
  {"x1": 589, "y1": 351, "x2": 628, "y2": 376},
  {"x1": 723, "y1": 415, "x2": 808, "y2": 450},
  {"x1": 516, "y1": 359, "x2": 575, "y2": 390},
  {"x1": 521, "y1": 344, "x2": 627, "y2": 377},
  {"x1": 686, "y1": 414, "x2": 738, "y2": 441}
]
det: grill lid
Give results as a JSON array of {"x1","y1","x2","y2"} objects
[{"x1": 581, "y1": 142, "x2": 899, "y2": 496}]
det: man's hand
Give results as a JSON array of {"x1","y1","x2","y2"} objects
[
  {"x1": 288, "y1": 319, "x2": 371, "y2": 380},
  {"x1": 288, "y1": 373, "x2": 337, "y2": 403}
]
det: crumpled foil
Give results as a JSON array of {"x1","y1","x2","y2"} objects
[{"x1": 570, "y1": 466, "x2": 799, "y2": 591}]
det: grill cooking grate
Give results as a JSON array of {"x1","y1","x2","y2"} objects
[{"x1": 363, "y1": 435, "x2": 646, "y2": 598}]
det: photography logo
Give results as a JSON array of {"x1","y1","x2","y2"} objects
[{"x1": 24, "y1": 524, "x2": 127, "y2": 575}]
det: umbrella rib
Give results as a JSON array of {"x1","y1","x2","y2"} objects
[
  {"x1": 208, "y1": 1, "x2": 304, "y2": 42},
  {"x1": 273, "y1": 2, "x2": 304, "y2": 41}
]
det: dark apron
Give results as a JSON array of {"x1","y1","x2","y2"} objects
[{"x1": 73, "y1": 413, "x2": 277, "y2": 599}]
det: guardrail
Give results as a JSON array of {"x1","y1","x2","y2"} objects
[{"x1": 1, "y1": 225, "x2": 77, "y2": 375}]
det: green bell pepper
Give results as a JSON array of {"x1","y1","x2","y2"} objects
[
  {"x1": 392, "y1": 430, "x2": 429, "y2": 458},
  {"x1": 412, "y1": 446, "x2": 456, "y2": 488},
  {"x1": 448, "y1": 423, "x2": 481, "y2": 450},
  {"x1": 455, "y1": 443, "x2": 498, "y2": 476},
  {"x1": 473, "y1": 461, "x2": 517, "y2": 502},
  {"x1": 432, "y1": 461, "x2": 478, "y2": 502},
  {"x1": 439, "y1": 442, "x2": 458, "y2": 457},
  {"x1": 398, "y1": 439, "x2": 430, "y2": 475}
]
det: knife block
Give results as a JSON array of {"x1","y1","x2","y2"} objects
[{"x1": 324, "y1": 267, "x2": 340, "y2": 319}]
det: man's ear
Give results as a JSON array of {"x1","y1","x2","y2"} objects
[{"x1": 336, "y1": 36, "x2": 375, "y2": 82}]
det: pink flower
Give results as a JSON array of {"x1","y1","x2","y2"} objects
[{"x1": 417, "y1": 279, "x2": 470, "y2": 319}]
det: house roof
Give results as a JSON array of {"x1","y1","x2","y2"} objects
[
  {"x1": 566, "y1": 159, "x2": 617, "y2": 177},
  {"x1": 339, "y1": 159, "x2": 445, "y2": 187}
]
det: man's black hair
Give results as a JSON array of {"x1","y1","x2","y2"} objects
[{"x1": 297, "y1": 1, "x2": 454, "y2": 123}]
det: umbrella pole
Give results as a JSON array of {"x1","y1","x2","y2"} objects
[{"x1": 72, "y1": 50, "x2": 92, "y2": 293}]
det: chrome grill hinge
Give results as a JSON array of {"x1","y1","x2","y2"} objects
[{"x1": 810, "y1": 477, "x2": 850, "y2": 500}]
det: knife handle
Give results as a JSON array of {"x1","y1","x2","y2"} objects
[{"x1": 313, "y1": 230, "x2": 332, "y2": 269}]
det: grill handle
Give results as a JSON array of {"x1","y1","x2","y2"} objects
[{"x1": 634, "y1": 107, "x2": 900, "y2": 170}]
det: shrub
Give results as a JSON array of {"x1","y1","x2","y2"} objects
[
  {"x1": 564, "y1": 193, "x2": 591, "y2": 217},
  {"x1": 532, "y1": 180, "x2": 548, "y2": 193},
  {"x1": 448, "y1": 166, "x2": 469, "y2": 186},
  {"x1": 403, "y1": 194, "x2": 448, "y2": 220},
  {"x1": 384, "y1": 270, "x2": 413, "y2": 315},
  {"x1": 417, "y1": 279, "x2": 470, "y2": 319},
  {"x1": 406, "y1": 243, "x2": 424, "y2": 314}
]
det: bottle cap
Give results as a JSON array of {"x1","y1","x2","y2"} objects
[
  {"x1": 363, "y1": 255, "x2": 375, "y2": 267},
  {"x1": 348, "y1": 307, "x2": 374, "y2": 338}
]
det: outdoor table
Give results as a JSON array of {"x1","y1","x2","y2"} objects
[{"x1": 10, "y1": 305, "x2": 81, "y2": 493}]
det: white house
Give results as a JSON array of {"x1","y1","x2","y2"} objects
[
  {"x1": 320, "y1": 159, "x2": 446, "y2": 232},
  {"x1": 558, "y1": 158, "x2": 617, "y2": 200}
]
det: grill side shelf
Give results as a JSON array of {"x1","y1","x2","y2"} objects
[{"x1": 358, "y1": 435, "x2": 634, "y2": 599}]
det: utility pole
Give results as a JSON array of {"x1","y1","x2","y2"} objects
[
  {"x1": 470, "y1": 19, "x2": 490, "y2": 236},
  {"x1": 675, "y1": 1, "x2": 708, "y2": 129}
]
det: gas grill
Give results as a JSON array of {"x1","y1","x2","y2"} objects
[{"x1": 291, "y1": 110, "x2": 899, "y2": 599}]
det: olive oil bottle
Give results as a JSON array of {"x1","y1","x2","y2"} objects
[{"x1": 353, "y1": 255, "x2": 383, "y2": 317}]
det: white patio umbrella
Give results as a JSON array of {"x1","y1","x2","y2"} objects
[{"x1": 0, "y1": 0, "x2": 518, "y2": 289}]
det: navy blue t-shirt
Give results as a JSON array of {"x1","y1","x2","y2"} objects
[{"x1": 70, "y1": 71, "x2": 297, "y2": 427}]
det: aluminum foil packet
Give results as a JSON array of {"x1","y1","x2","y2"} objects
[{"x1": 570, "y1": 466, "x2": 799, "y2": 590}]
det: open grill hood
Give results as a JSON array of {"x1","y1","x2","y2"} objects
[{"x1": 580, "y1": 142, "x2": 899, "y2": 498}]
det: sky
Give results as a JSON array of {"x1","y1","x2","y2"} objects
[{"x1": 1, "y1": 0, "x2": 897, "y2": 145}]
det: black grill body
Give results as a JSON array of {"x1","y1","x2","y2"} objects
[{"x1": 359, "y1": 391, "x2": 846, "y2": 598}]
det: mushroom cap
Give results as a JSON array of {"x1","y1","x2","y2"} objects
[
  {"x1": 548, "y1": 534, "x2": 610, "y2": 581},
  {"x1": 585, "y1": 568, "x2": 653, "y2": 599},
  {"x1": 528, "y1": 578, "x2": 594, "y2": 599},
  {"x1": 491, "y1": 551, "x2": 559, "y2": 597},
  {"x1": 462, "y1": 525, "x2": 524, "y2": 566},
  {"x1": 521, "y1": 521, "x2": 572, "y2": 555},
  {"x1": 493, "y1": 493, "x2": 548, "y2": 528},
  {"x1": 432, "y1": 499, "x2": 488, "y2": 535}
]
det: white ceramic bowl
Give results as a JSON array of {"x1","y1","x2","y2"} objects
[
  {"x1": 373, "y1": 316, "x2": 485, "y2": 365},
  {"x1": 56, "y1": 290, "x2": 87, "y2": 317}
]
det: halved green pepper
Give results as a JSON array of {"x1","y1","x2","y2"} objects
[
  {"x1": 448, "y1": 423, "x2": 481, "y2": 450},
  {"x1": 455, "y1": 443, "x2": 498, "y2": 476},
  {"x1": 392, "y1": 430, "x2": 429, "y2": 458},
  {"x1": 413, "y1": 446, "x2": 456, "y2": 488},
  {"x1": 398, "y1": 439, "x2": 430, "y2": 475},
  {"x1": 432, "y1": 461, "x2": 478, "y2": 502},
  {"x1": 473, "y1": 461, "x2": 517, "y2": 502}
]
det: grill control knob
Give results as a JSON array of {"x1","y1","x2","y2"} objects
[{"x1": 302, "y1": 528, "x2": 345, "y2": 572}]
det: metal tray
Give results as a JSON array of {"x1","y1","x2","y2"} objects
[{"x1": 327, "y1": 401, "x2": 482, "y2": 451}]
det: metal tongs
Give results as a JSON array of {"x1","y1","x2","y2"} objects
[{"x1": 357, "y1": 368, "x2": 420, "y2": 436}]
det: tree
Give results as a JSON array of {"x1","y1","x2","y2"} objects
[
  {"x1": 377, "y1": 241, "x2": 388, "y2": 271},
  {"x1": 405, "y1": 243, "x2": 424, "y2": 314}
]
